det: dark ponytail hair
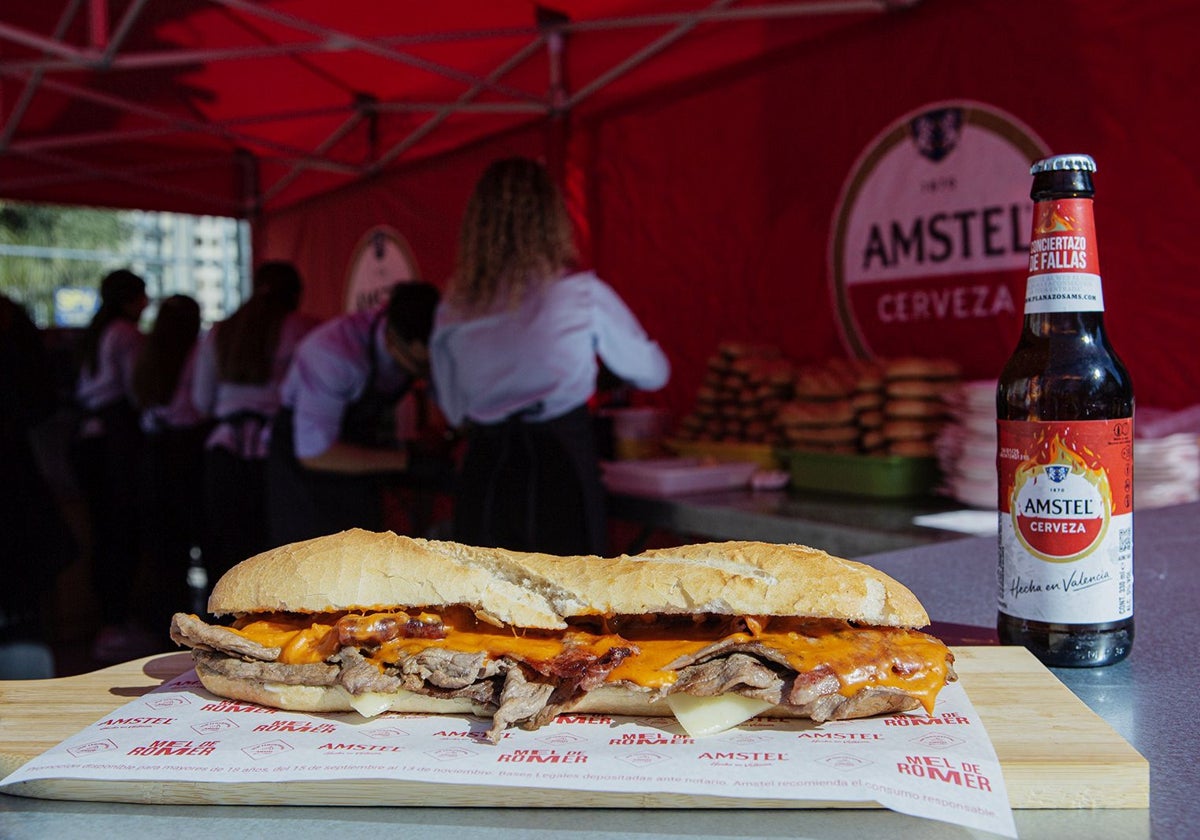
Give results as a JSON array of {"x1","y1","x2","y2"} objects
[
  {"x1": 215, "y1": 261, "x2": 303, "y2": 384},
  {"x1": 132, "y1": 294, "x2": 201, "y2": 408},
  {"x1": 78, "y1": 269, "x2": 146, "y2": 376}
]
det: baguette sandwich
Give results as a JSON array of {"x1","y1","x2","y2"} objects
[{"x1": 170, "y1": 530, "x2": 956, "y2": 741}]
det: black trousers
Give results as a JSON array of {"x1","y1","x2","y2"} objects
[
  {"x1": 453, "y1": 404, "x2": 607, "y2": 556},
  {"x1": 143, "y1": 424, "x2": 205, "y2": 626},
  {"x1": 266, "y1": 410, "x2": 385, "y2": 547},
  {"x1": 69, "y1": 402, "x2": 143, "y2": 625},
  {"x1": 201, "y1": 445, "x2": 270, "y2": 585}
]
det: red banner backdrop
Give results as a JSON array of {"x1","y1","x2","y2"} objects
[{"x1": 257, "y1": 0, "x2": 1200, "y2": 416}]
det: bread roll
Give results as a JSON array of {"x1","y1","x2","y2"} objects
[
  {"x1": 883, "y1": 357, "x2": 961, "y2": 381},
  {"x1": 210, "y1": 530, "x2": 930, "y2": 629}
]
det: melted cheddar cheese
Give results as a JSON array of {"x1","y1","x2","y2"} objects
[{"x1": 230, "y1": 609, "x2": 951, "y2": 713}]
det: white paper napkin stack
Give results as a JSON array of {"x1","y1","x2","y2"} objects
[
  {"x1": 934, "y1": 380, "x2": 999, "y2": 510},
  {"x1": 936, "y1": 395, "x2": 1200, "y2": 512},
  {"x1": 1135, "y1": 432, "x2": 1200, "y2": 509}
]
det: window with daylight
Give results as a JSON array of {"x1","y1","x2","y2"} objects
[{"x1": 0, "y1": 201, "x2": 252, "y2": 329}]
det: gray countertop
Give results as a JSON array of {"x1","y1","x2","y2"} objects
[
  {"x1": 861, "y1": 500, "x2": 1197, "y2": 839},
  {"x1": 3, "y1": 502, "x2": 1193, "y2": 839},
  {"x1": 608, "y1": 487, "x2": 966, "y2": 556}
]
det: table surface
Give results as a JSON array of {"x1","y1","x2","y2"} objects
[
  {"x1": 607, "y1": 487, "x2": 966, "y2": 556},
  {"x1": 3, "y1": 501, "x2": 1194, "y2": 840}
]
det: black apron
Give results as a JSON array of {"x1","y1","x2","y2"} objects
[
  {"x1": 141, "y1": 417, "x2": 207, "y2": 629},
  {"x1": 453, "y1": 403, "x2": 607, "y2": 556},
  {"x1": 202, "y1": 409, "x2": 273, "y2": 583},
  {"x1": 68, "y1": 398, "x2": 143, "y2": 624},
  {"x1": 267, "y1": 317, "x2": 410, "y2": 546}
]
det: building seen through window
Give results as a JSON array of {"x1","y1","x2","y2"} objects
[{"x1": 0, "y1": 201, "x2": 251, "y2": 329}]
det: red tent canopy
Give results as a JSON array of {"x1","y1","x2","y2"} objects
[{"x1": 0, "y1": 0, "x2": 888, "y2": 215}]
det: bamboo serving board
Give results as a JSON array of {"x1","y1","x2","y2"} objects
[{"x1": 0, "y1": 647, "x2": 1147, "y2": 809}]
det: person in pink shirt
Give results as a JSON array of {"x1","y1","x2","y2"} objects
[
  {"x1": 267, "y1": 281, "x2": 440, "y2": 547},
  {"x1": 70, "y1": 269, "x2": 149, "y2": 662},
  {"x1": 133, "y1": 294, "x2": 204, "y2": 637},
  {"x1": 191, "y1": 262, "x2": 318, "y2": 591}
]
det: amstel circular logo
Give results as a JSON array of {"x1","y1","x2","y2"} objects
[
  {"x1": 1010, "y1": 435, "x2": 1112, "y2": 562},
  {"x1": 829, "y1": 101, "x2": 1049, "y2": 378},
  {"x1": 343, "y1": 225, "x2": 420, "y2": 313}
]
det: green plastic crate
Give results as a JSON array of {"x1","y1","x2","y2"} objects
[{"x1": 777, "y1": 449, "x2": 941, "y2": 499}]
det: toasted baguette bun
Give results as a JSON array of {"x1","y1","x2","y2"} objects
[{"x1": 209, "y1": 530, "x2": 929, "y2": 629}]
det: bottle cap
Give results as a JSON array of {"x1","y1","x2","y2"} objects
[{"x1": 1030, "y1": 154, "x2": 1097, "y2": 176}]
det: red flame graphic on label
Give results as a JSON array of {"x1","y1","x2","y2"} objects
[{"x1": 1011, "y1": 431, "x2": 1111, "y2": 562}]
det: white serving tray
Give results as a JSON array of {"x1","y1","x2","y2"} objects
[{"x1": 600, "y1": 457, "x2": 758, "y2": 497}]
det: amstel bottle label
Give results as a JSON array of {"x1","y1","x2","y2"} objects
[
  {"x1": 997, "y1": 419, "x2": 1133, "y2": 623},
  {"x1": 1024, "y1": 197, "x2": 1104, "y2": 314}
]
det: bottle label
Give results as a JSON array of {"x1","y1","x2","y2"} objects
[
  {"x1": 997, "y1": 419, "x2": 1133, "y2": 623},
  {"x1": 1024, "y1": 197, "x2": 1103, "y2": 313}
]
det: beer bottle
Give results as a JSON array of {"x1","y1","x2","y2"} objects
[{"x1": 996, "y1": 153, "x2": 1134, "y2": 667}]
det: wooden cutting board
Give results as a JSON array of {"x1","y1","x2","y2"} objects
[{"x1": 0, "y1": 646, "x2": 1147, "y2": 809}]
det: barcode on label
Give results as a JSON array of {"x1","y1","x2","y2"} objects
[{"x1": 1119, "y1": 528, "x2": 1132, "y2": 553}]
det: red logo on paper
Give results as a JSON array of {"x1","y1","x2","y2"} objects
[
  {"x1": 127, "y1": 739, "x2": 218, "y2": 757},
  {"x1": 99, "y1": 717, "x2": 176, "y2": 728},
  {"x1": 253, "y1": 720, "x2": 338, "y2": 734},
  {"x1": 317, "y1": 742, "x2": 406, "y2": 753},
  {"x1": 883, "y1": 712, "x2": 971, "y2": 727},
  {"x1": 697, "y1": 751, "x2": 790, "y2": 764},
  {"x1": 202, "y1": 700, "x2": 277, "y2": 714},
  {"x1": 609, "y1": 733, "x2": 695, "y2": 746},
  {"x1": 496, "y1": 748, "x2": 588, "y2": 764},
  {"x1": 897, "y1": 755, "x2": 993, "y2": 791}
]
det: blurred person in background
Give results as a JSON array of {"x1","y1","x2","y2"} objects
[
  {"x1": 0, "y1": 295, "x2": 75, "y2": 678},
  {"x1": 133, "y1": 294, "x2": 205, "y2": 639},
  {"x1": 69, "y1": 269, "x2": 150, "y2": 662},
  {"x1": 267, "y1": 281, "x2": 440, "y2": 546},
  {"x1": 191, "y1": 262, "x2": 318, "y2": 591},
  {"x1": 430, "y1": 157, "x2": 669, "y2": 556}
]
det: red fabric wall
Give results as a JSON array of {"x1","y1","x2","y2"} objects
[
  {"x1": 256, "y1": 0, "x2": 1200, "y2": 418},
  {"x1": 584, "y1": 0, "x2": 1200, "y2": 414}
]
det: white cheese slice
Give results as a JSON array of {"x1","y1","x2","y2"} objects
[
  {"x1": 346, "y1": 691, "x2": 398, "y2": 719},
  {"x1": 665, "y1": 693, "x2": 775, "y2": 738}
]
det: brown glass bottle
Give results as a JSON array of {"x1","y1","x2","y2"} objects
[{"x1": 996, "y1": 154, "x2": 1134, "y2": 667}]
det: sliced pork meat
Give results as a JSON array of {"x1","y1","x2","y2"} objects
[
  {"x1": 193, "y1": 649, "x2": 339, "y2": 686},
  {"x1": 488, "y1": 667, "x2": 556, "y2": 742},
  {"x1": 174, "y1": 611, "x2": 948, "y2": 735},
  {"x1": 784, "y1": 664, "x2": 842, "y2": 706},
  {"x1": 171, "y1": 614, "x2": 281, "y2": 661},
  {"x1": 399, "y1": 647, "x2": 494, "y2": 689},
  {"x1": 665, "y1": 638, "x2": 792, "y2": 671},
  {"x1": 804, "y1": 686, "x2": 920, "y2": 721},
  {"x1": 672, "y1": 652, "x2": 785, "y2": 702},
  {"x1": 334, "y1": 647, "x2": 402, "y2": 694}
]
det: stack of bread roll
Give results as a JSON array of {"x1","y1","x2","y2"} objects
[
  {"x1": 678, "y1": 349, "x2": 962, "y2": 457},
  {"x1": 675, "y1": 343, "x2": 794, "y2": 445},
  {"x1": 775, "y1": 358, "x2": 884, "y2": 453},
  {"x1": 874, "y1": 357, "x2": 962, "y2": 457}
]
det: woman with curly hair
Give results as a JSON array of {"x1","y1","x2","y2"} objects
[{"x1": 431, "y1": 157, "x2": 670, "y2": 555}]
